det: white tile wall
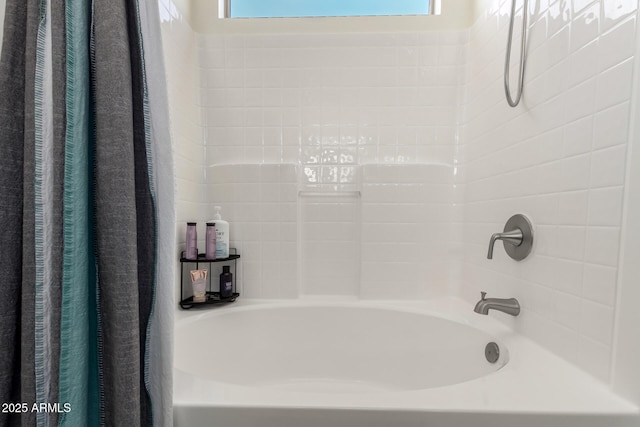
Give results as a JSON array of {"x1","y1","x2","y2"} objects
[
  {"x1": 207, "y1": 164, "x2": 299, "y2": 298},
  {"x1": 300, "y1": 194, "x2": 360, "y2": 296},
  {"x1": 160, "y1": 0, "x2": 207, "y2": 254},
  {"x1": 459, "y1": 0, "x2": 638, "y2": 382},
  {"x1": 360, "y1": 164, "x2": 453, "y2": 299},
  {"x1": 205, "y1": 163, "x2": 454, "y2": 299},
  {"x1": 197, "y1": 31, "x2": 467, "y2": 169},
  {"x1": 160, "y1": 0, "x2": 209, "y2": 307},
  {"x1": 198, "y1": 31, "x2": 467, "y2": 300}
]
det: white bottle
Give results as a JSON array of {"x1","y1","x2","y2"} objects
[{"x1": 212, "y1": 206, "x2": 229, "y2": 259}]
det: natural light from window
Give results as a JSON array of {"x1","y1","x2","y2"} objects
[{"x1": 226, "y1": 0, "x2": 433, "y2": 18}]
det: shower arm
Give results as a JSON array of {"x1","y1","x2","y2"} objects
[{"x1": 504, "y1": 0, "x2": 528, "y2": 108}]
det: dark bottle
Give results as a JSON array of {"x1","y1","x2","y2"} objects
[{"x1": 219, "y1": 265, "x2": 233, "y2": 298}]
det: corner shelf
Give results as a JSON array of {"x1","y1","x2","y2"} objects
[{"x1": 179, "y1": 249, "x2": 240, "y2": 310}]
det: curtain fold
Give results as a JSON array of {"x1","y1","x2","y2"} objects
[
  {"x1": 0, "y1": 2, "x2": 29, "y2": 425},
  {"x1": 124, "y1": 1, "x2": 156, "y2": 422},
  {"x1": 46, "y1": 1, "x2": 67, "y2": 424},
  {"x1": 137, "y1": 2, "x2": 176, "y2": 426},
  {"x1": 20, "y1": 2, "x2": 39, "y2": 426},
  {"x1": 90, "y1": 1, "x2": 142, "y2": 424},
  {"x1": 34, "y1": 0, "x2": 66, "y2": 424},
  {"x1": 0, "y1": 0, "x2": 174, "y2": 425},
  {"x1": 58, "y1": 0, "x2": 97, "y2": 425}
]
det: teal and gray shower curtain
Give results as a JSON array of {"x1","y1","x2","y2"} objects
[{"x1": 0, "y1": 0, "x2": 175, "y2": 426}]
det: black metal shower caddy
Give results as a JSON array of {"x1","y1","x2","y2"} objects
[{"x1": 178, "y1": 248, "x2": 240, "y2": 309}]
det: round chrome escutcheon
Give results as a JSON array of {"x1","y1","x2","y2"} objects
[{"x1": 503, "y1": 214, "x2": 534, "y2": 261}]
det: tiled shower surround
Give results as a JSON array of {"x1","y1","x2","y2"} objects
[
  {"x1": 459, "y1": 0, "x2": 637, "y2": 383},
  {"x1": 161, "y1": 0, "x2": 639, "y2": 386},
  {"x1": 197, "y1": 30, "x2": 467, "y2": 300},
  {"x1": 198, "y1": 31, "x2": 465, "y2": 167}
]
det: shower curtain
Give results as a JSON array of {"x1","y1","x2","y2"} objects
[{"x1": 0, "y1": 0, "x2": 175, "y2": 426}]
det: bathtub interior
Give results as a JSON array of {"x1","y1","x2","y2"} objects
[{"x1": 175, "y1": 303, "x2": 508, "y2": 392}]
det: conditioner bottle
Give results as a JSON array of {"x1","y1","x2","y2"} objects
[{"x1": 213, "y1": 206, "x2": 229, "y2": 259}]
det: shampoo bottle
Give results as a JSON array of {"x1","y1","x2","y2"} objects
[
  {"x1": 219, "y1": 265, "x2": 233, "y2": 298},
  {"x1": 213, "y1": 206, "x2": 229, "y2": 259}
]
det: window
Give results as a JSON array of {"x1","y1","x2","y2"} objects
[{"x1": 224, "y1": 0, "x2": 434, "y2": 19}]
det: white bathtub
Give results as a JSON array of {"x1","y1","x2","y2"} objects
[{"x1": 174, "y1": 298, "x2": 639, "y2": 427}]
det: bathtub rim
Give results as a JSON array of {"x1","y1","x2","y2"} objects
[{"x1": 174, "y1": 296, "x2": 512, "y2": 333}]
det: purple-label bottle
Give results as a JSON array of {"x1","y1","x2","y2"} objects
[
  {"x1": 205, "y1": 222, "x2": 217, "y2": 260},
  {"x1": 186, "y1": 222, "x2": 198, "y2": 260}
]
